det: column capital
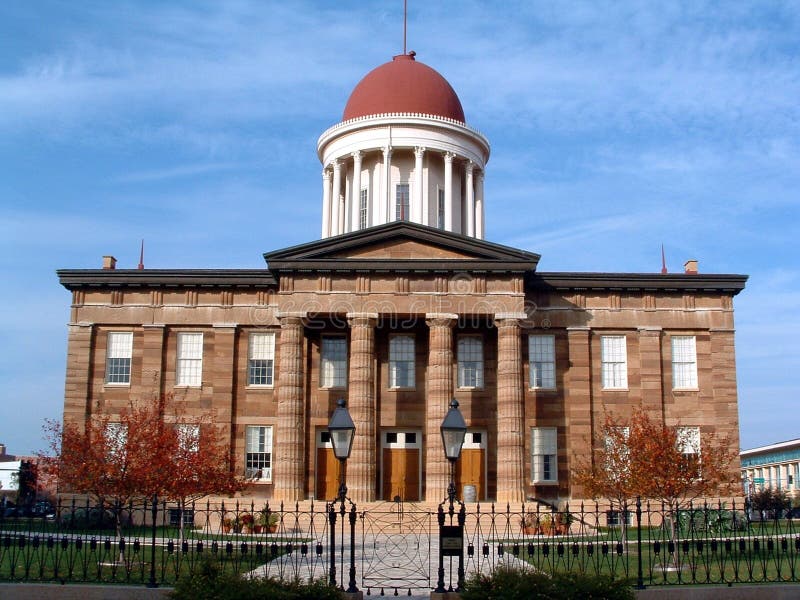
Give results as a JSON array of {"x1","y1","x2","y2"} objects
[
  {"x1": 322, "y1": 168, "x2": 332, "y2": 181},
  {"x1": 142, "y1": 323, "x2": 166, "y2": 329},
  {"x1": 443, "y1": 151, "x2": 455, "y2": 163},
  {"x1": 414, "y1": 146, "x2": 426, "y2": 158},
  {"x1": 494, "y1": 312, "x2": 527, "y2": 323},
  {"x1": 637, "y1": 326, "x2": 663, "y2": 334},
  {"x1": 567, "y1": 326, "x2": 591, "y2": 333},
  {"x1": 465, "y1": 160, "x2": 474, "y2": 174},
  {"x1": 383, "y1": 145, "x2": 392, "y2": 157},
  {"x1": 331, "y1": 158, "x2": 341, "y2": 172},
  {"x1": 346, "y1": 312, "x2": 378, "y2": 328},
  {"x1": 212, "y1": 323, "x2": 238, "y2": 330},
  {"x1": 425, "y1": 313, "x2": 458, "y2": 328},
  {"x1": 276, "y1": 311, "x2": 307, "y2": 325},
  {"x1": 351, "y1": 150, "x2": 363, "y2": 161},
  {"x1": 70, "y1": 321, "x2": 94, "y2": 328}
]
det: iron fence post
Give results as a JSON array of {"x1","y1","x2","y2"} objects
[
  {"x1": 329, "y1": 502, "x2": 337, "y2": 587},
  {"x1": 434, "y1": 503, "x2": 446, "y2": 593},
  {"x1": 636, "y1": 496, "x2": 644, "y2": 589},
  {"x1": 147, "y1": 494, "x2": 158, "y2": 588},
  {"x1": 347, "y1": 502, "x2": 358, "y2": 593}
]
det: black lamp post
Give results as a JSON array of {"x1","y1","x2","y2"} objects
[
  {"x1": 440, "y1": 398, "x2": 467, "y2": 506},
  {"x1": 327, "y1": 398, "x2": 355, "y2": 502}
]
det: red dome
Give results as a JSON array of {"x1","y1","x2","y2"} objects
[{"x1": 343, "y1": 53, "x2": 465, "y2": 123}]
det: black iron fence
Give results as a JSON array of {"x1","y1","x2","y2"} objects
[{"x1": 1, "y1": 496, "x2": 799, "y2": 590}]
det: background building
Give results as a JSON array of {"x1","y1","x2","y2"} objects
[
  {"x1": 741, "y1": 439, "x2": 800, "y2": 500},
  {"x1": 57, "y1": 52, "x2": 747, "y2": 505}
]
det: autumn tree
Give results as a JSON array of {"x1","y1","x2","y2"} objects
[
  {"x1": 41, "y1": 395, "x2": 241, "y2": 540},
  {"x1": 164, "y1": 413, "x2": 243, "y2": 539},
  {"x1": 575, "y1": 408, "x2": 738, "y2": 539},
  {"x1": 573, "y1": 412, "x2": 635, "y2": 539},
  {"x1": 41, "y1": 399, "x2": 173, "y2": 539}
]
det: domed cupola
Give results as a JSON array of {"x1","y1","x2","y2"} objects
[
  {"x1": 343, "y1": 52, "x2": 465, "y2": 123},
  {"x1": 317, "y1": 52, "x2": 490, "y2": 239}
]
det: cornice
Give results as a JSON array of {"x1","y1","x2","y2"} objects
[
  {"x1": 528, "y1": 272, "x2": 748, "y2": 294},
  {"x1": 57, "y1": 269, "x2": 277, "y2": 290}
]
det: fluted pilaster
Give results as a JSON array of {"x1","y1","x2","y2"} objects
[
  {"x1": 495, "y1": 315, "x2": 526, "y2": 503},
  {"x1": 346, "y1": 313, "x2": 378, "y2": 502},
  {"x1": 425, "y1": 313, "x2": 457, "y2": 501},
  {"x1": 274, "y1": 314, "x2": 306, "y2": 501}
]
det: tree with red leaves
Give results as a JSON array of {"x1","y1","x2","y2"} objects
[
  {"x1": 574, "y1": 408, "x2": 738, "y2": 539},
  {"x1": 41, "y1": 395, "x2": 242, "y2": 541}
]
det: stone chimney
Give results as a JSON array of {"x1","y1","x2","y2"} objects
[
  {"x1": 102, "y1": 255, "x2": 117, "y2": 270},
  {"x1": 684, "y1": 259, "x2": 698, "y2": 275}
]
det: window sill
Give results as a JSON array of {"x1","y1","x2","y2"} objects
[
  {"x1": 529, "y1": 387, "x2": 557, "y2": 393},
  {"x1": 673, "y1": 388, "x2": 699, "y2": 392},
  {"x1": 246, "y1": 385, "x2": 275, "y2": 391},
  {"x1": 388, "y1": 386, "x2": 416, "y2": 391},
  {"x1": 320, "y1": 386, "x2": 347, "y2": 391},
  {"x1": 601, "y1": 388, "x2": 629, "y2": 392},
  {"x1": 457, "y1": 386, "x2": 484, "y2": 391},
  {"x1": 104, "y1": 383, "x2": 131, "y2": 388},
  {"x1": 174, "y1": 385, "x2": 203, "y2": 389},
  {"x1": 531, "y1": 480, "x2": 558, "y2": 486}
]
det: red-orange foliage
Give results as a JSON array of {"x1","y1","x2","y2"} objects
[
  {"x1": 40, "y1": 396, "x2": 242, "y2": 515},
  {"x1": 574, "y1": 408, "x2": 738, "y2": 510}
]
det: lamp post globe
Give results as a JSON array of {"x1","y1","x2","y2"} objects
[{"x1": 440, "y1": 399, "x2": 467, "y2": 504}]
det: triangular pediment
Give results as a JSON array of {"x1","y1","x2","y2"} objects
[{"x1": 263, "y1": 221, "x2": 539, "y2": 273}]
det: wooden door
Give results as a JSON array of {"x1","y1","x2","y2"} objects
[
  {"x1": 456, "y1": 449, "x2": 485, "y2": 500},
  {"x1": 316, "y1": 447, "x2": 339, "y2": 501},
  {"x1": 382, "y1": 448, "x2": 420, "y2": 501}
]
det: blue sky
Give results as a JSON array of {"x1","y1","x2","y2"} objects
[{"x1": 1, "y1": 1, "x2": 798, "y2": 454}]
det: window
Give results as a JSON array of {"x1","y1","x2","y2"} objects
[
  {"x1": 104, "y1": 422, "x2": 127, "y2": 460},
  {"x1": 105, "y1": 332, "x2": 133, "y2": 384},
  {"x1": 600, "y1": 335, "x2": 627, "y2": 389},
  {"x1": 606, "y1": 510, "x2": 631, "y2": 526},
  {"x1": 531, "y1": 427, "x2": 557, "y2": 483},
  {"x1": 320, "y1": 337, "x2": 347, "y2": 388},
  {"x1": 176, "y1": 424, "x2": 200, "y2": 452},
  {"x1": 359, "y1": 188, "x2": 368, "y2": 230},
  {"x1": 457, "y1": 337, "x2": 484, "y2": 388},
  {"x1": 245, "y1": 425, "x2": 273, "y2": 481},
  {"x1": 529, "y1": 335, "x2": 555, "y2": 389},
  {"x1": 677, "y1": 426, "x2": 700, "y2": 477},
  {"x1": 395, "y1": 183, "x2": 410, "y2": 221},
  {"x1": 389, "y1": 335, "x2": 415, "y2": 388},
  {"x1": 176, "y1": 332, "x2": 203, "y2": 387},
  {"x1": 672, "y1": 336, "x2": 698, "y2": 389},
  {"x1": 248, "y1": 332, "x2": 275, "y2": 386},
  {"x1": 169, "y1": 508, "x2": 195, "y2": 526},
  {"x1": 437, "y1": 188, "x2": 445, "y2": 229}
]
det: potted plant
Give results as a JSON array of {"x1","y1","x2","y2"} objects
[
  {"x1": 521, "y1": 512, "x2": 539, "y2": 535},
  {"x1": 240, "y1": 513, "x2": 255, "y2": 534},
  {"x1": 554, "y1": 511, "x2": 574, "y2": 535},
  {"x1": 258, "y1": 509, "x2": 280, "y2": 533},
  {"x1": 222, "y1": 517, "x2": 234, "y2": 534},
  {"x1": 539, "y1": 513, "x2": 553, "y2": 536}
]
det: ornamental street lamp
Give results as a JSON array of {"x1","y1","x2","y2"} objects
[
  {"x1": 327, "y1": 398, "x2": 355, "y2": 503},
  {"x1": 440, "y1": 398, "x2": 467, "y2": 505}
]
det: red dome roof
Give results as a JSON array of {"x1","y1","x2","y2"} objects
[{"x1": 343, "y1": 53, "x2": 465, "y2": 123}]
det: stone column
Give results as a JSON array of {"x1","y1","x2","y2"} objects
[
  {"x1": 476, "y1": 171, "x2": 485, "y2": 239},
  {"x1": 382, "y1": 146, "x2": 392, "y2": 224},
  {"x1": 331, "y1": 160, "x2": 341, "y2": 236},
  {"x1": 351, "y1": 151, "x2": 363, "y2": 231},
  {"x1": 495, "y1": 314, "x2": 526, "y2": 503},
  {"x1": 141, "y1": 324, "x2": 165, "y2": 397},
  {"x1": 347, "y1": 313, "x2": 378, "y2": 502},
  {"x1": 414, "y1": 146, "x2": 425, "y2": 224},
  {"x1": 63, "y1": 322, "x2": 94, "y2": 427},
  {"x1": 425, "y1": 313, "x2": 457, "y2": 502},
  {"x1": 566, "y1": 327, "x2": 592, "y2": 499},
  {"x1": 274, "y1": 313, "x2": 306, "y2": 502},
  {"x1": 321, "y1": 168, "x2": 331, "y2": 238},
  {"x1": 444, "y1": 152, "x2": 454, "y2": 232},
  {"x1": 212, "y1": 324, "x2": 236, "y2": 442},
  {"x1": 638, "y1": 327, "x2": 663, "y2": 419},
  {"x1": 465, "y1": 161, "x2": 475, "y2": 237}
]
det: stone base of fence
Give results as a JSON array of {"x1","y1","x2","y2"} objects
[
  {"x1": 637, "y1": 585, "x2": 800, "y2": 600},
  {"x1": 0, "y1": 583, "x2": 171, "y2": 600}
]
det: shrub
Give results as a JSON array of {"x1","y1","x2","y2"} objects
[
  {"x1": 461, "y1": 565, "x2": 634, "y2": 600},
  {"x1": 169, "y1": 558, "x2": 341, "y2": 600}
]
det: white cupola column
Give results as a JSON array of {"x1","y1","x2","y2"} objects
[
  {"x1": 465, "y1": 161, "x2": 475, "y2": 237},
  {"x1": 414, "y1": 146, "x2": 425, "y2": 225},
  {"x1": 476, "y1": 171, "x2": 485, "y2": 239},
  {"x1": 321, "y1": 168, "x2": 332, "y2": 238},
  {"x1": 331, "y1": 159, "x2": 341, "y2": 236},
  {"x1": 351, "y1": 151, "x2": 363, "y2": 231},
  {"x1": 382, "y1": 146, "x2": 392, "y2": 224},
  {"x1": 444, "y1": 152, "x2": 455, "y2": 231}
]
